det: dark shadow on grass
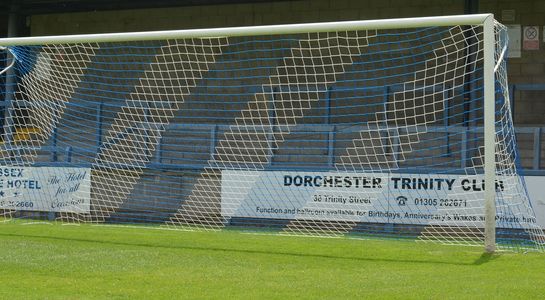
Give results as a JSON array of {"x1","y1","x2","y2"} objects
[
  {"x1": 0, "y1": 231, "x2": 494, "y2": 267},
  {"x1": 473, "y1": 252, "x2": 500, "y2": 265}
]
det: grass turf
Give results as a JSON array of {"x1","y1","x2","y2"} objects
[{"x1": 1, "y1": 221, "x2": 545, "y2": 299}]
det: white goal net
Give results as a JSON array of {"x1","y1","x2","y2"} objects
[{"x1": 0, "y1": 14, "x2": 542, "y2": 251}]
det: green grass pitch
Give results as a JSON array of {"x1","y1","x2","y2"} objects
[{"x1": 1, "y1": 221, "x2": 545, "y2": 299}]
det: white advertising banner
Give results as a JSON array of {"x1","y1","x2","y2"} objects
[
  {"x1": 0, "y1": 167, "x2": 91, "y2": 213},
  {"x1": 221, "y1": 170, "x2": 542, "y2": 229},
  {"x1": 524, "y1": 176, "x2": 545, "y2": 228}
]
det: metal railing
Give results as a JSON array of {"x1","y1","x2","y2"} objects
[
  {"x1": 11, "y1": 122, "x2": 542, "y2": 175},
  {"x1": 0, "y1": 83, "x2": 543, "y2": 174}
]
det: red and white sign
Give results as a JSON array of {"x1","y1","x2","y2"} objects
[{"x1": 523, "y1": 26, "x2": 539, "y2": 50}]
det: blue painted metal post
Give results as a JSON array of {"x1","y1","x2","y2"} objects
[
  {"x1": 209, "y1": 124, "x2": 217, "y2": 160},
  {"x1": 383, "y1": 86, "x2": 390, "y2": 158},
  {"x1": 65, "y1": 146, "x2": 72, "y2": 163},
  {"x1": 469, "y1": 78, "x2": 479, "y2": 164},
  {"x1": 95, "y1": 102, "x2": 103, "y2": 150},
  {"x1": 327, "y1": 125, "x2": 335, "y2": 167},
  {"x1": 3, "y1": 4, "x2": 19, "y2": 149},
  {"x1": 50, "y1": 127, "x2": 57, "y2": 162},
  {"x1": 509, "y1": 84, "x2": 516, "y2": 117},
  {"x1": 461, "y1": 129, "x2": 468, "y2": 169},
  {"x1": 143, "y1": 104, "x2": 151, "y2": 157},
  {"x1": 444, "y1": 87, "x2": 451, "y2": 156},
  {"x1": 533, "y1": 127, "x2": 542, "y2": 170},
  {"x1": 268, "y1": 88, "x2": 277, "y2": 167},
  {"x1": 269, "y1": 87, "x2": 277, "y2": 127},
  {"x1": 325, "y1": 87, "x2": 332, "y2": 125},
  {"x1": 3, "y1": 64, "x2": 15, "y2": 148}
]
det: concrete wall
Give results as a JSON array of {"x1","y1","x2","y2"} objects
[
  {"x1": 30, "y1": 0, "x2": 462, "y2": 35},
  {"x1": 0, "y1": 13, "x2": 6, "y2": 37},
  {"x1": 25, "y1": 0, "x2": 545, "y2": 125},
  {"x1": 480, "y1": 0, "x2": 545, "y2": 124}
]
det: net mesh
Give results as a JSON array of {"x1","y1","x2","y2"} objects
[{"x1": 0, "y1": 19, "x2": 543, "y2": 251}]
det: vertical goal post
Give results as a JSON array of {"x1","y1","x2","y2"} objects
[
  {"x1": 482, "y1": 15, "x2": 496, "y2": 253},
  {"x1": 0, "y1": 14, "x2": 541, "y2": 252}
]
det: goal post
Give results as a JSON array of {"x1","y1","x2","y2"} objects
[
  {"x1": 0, "y1": 14, "x2": 542, "y2": 252},
  {"x1": 482, "y1": 15, "x2": 496, "y2": 253}
]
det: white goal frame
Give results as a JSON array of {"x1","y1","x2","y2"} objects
[{"x1": 0, "y1": 14, "x2": 498, "y2": 252}]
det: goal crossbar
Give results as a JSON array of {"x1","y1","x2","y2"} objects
[{"x1": 0, "y1": 14, "x2": 492, "y2": 46}]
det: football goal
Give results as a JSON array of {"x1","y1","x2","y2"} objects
[{"x1": 0, "y1": 14, "x2": 542, "y2": 252}]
